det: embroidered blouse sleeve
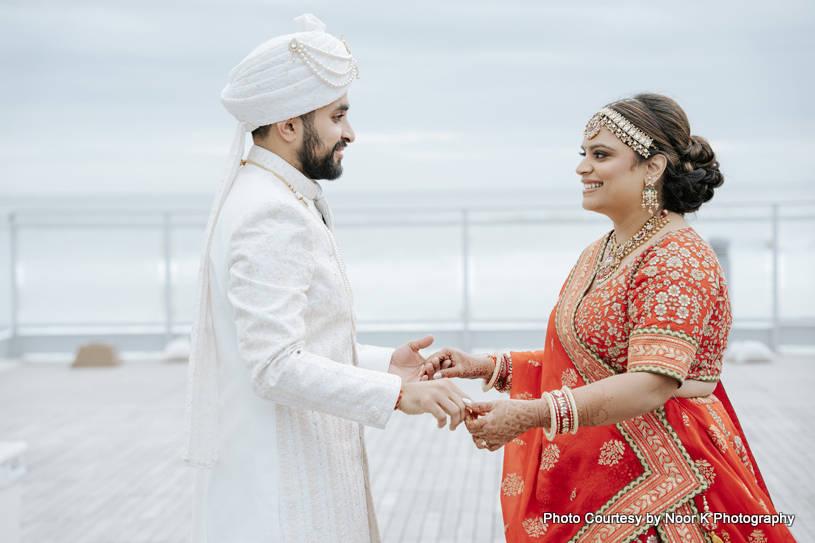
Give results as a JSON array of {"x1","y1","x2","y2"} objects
[
  {"x1": 626, "y1": 236, "x2": 722, "y2": 385},
  {"x1": 227, "y1": 202, "x2": 401, "y2": 429}
]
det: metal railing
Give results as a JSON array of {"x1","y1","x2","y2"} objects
[{"x1": 1, "y1": 201, "x2": 813, "y2": 356}]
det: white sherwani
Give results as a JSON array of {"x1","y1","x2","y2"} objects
[{"x1": 191, "y1": 145, "x2": 402, "y2": 543}]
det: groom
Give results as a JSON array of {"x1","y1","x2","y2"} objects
[{"x1": 184, "y1": 14, "x2": 469, "y2": 543}]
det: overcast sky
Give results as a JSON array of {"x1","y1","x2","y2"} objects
[{"x1": 1, "y1": 0, "x2": 813, "y2": 205}]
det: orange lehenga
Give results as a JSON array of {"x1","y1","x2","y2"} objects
[{"x1": 501, "y1": 229, "x2": 796, "y2": 542}]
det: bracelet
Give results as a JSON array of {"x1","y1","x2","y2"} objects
[
  {"x1": 493, "y1": 354, "x2": 506, "y2": 391},
  {"x1": 560, "y1": 393, "x2": 572, "y2": 433},
  {"x1": 394, "y1": 387, "x2": 403, "y2": 411},
  {"x1": 493, "y1": 354, "x2": 505, "y2": 391},
  {"x1": 544, "y1": 386, "x2": 579, "y2": 441},
  {"x1": 563, "y1": 386, "x2": 579, "y2": 434},
  {"x1": 551, "y1": 390, "x2": 570, "y2": 434},
  {"x1": 542, "y1": 387, "x2": 580, "y2": 436},
  {"x1": 552, "y1": 390, "x2": 564, "y2": 434},
  {"x1": 542, "y1": 392, "x2": 557, "y2": 441},
  {"x1": 495, "y1": 353, "x2": 513, "y2": 394},
  {"x1": 494, "y1": 354, "x2": 507, "y2": 392},
  {"x1": 482, "y1": 352, "x2": 502, "y2": 392}
]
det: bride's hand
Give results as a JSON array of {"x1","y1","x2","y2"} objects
[
  {"x1": 465, "y1": 399, "x2": 548, "y2": 451},
  {"x1": 422, "y1": 347, "x2": 495, "y2": 380}
]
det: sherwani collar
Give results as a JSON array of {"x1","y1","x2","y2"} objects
[
  {"x1": 245, "y1": 145, "x2": 335, "y2": 231},
  {"x1": 246, "y1": 145, "x2": 322, "y2": 201}
]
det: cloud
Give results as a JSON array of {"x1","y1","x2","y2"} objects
[
  {"x1": 355, "y1": 132, "x2": 459, "y2": 144},
  {"x1": 0, "y1": 1, "x2": 813, "y2": 200}
]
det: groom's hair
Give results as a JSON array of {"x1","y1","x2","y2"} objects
[{"x1": 252, "y1": 111, "x2": 316, "y2": 143}]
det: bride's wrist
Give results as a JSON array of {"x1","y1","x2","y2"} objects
[
  {"x1": 531, "y1": 399, "x2": 550, "y2": 430},
  {"x1": 476, "y1": 354, "x2": 497, "y2": 380}
]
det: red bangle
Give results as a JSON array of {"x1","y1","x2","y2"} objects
[
  {"x1": 494, "y1": 354, "x2": 506, "y2": 390},
  {"x1": 496, "y1": 353, "x2": 513, "y2": 393},
  {"x1": 394, "y1": 387, "x2": 403, "y2": 411}
]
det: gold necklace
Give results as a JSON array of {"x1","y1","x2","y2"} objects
[
  {"x1": 241, "y1": 159, "x2": 308, "y2": 207},
  {"x1": 595, "y1": 210, "x2": 670, "y2": 283}
]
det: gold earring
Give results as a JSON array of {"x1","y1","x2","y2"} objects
[{"x1": 642, "y1": 176, "x2": 659, "y2": 214}]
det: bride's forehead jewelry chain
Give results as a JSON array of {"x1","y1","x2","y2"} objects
[
  {"x1": 289, "y1": 34, "x2": 360, "y2": 89},
  {"x1": 584, "y1": 107, "x2": 658, "y2": 158},
  {"x1": 596, "y1": 209, "x2": 670, "y2": 284}
]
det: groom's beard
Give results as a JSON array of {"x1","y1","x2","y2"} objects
[{"x1": 299, "y1": 120, "x2": 346, "y2": 181}]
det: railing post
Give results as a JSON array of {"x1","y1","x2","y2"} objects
[
  {"x1": 8, "y1": 213, "x2": 17, "y2": 358},
  {"x1": 164, "y1": 212, "x2": 173, "y2": 345},
  {"x1": 771, "y1": 204, "x2": 780, "y2": 352},
  {"x1": 461, "y1": 209, "x2": 470, "y2": 353}
]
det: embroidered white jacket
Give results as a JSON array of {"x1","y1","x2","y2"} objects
[{"x1": 191, "y1": 146, "x2": 402, "y2": 543}]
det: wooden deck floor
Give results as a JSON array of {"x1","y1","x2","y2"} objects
[{"x1": 0, "y1": 355, "x2": 811, "y2": 542}]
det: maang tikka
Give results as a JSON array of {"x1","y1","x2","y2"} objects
[{"x1": 642, "y1": 176, "x2": 659, "y2": 214}]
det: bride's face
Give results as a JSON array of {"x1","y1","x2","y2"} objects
[{"x1": 576, "y1": 127, "x2": 648, "y2": 218}]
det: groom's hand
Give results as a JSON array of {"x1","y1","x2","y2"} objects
[
  {"x1": 398, "y1": 380, "x2": 471, "y2": 430},
  {"x1": 388, "y1": 334, "x2": 434, "y2": 383}
]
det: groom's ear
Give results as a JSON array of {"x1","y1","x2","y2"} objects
[{"x1": 276, "y1": 118, "x2": 299, "y2": 143}]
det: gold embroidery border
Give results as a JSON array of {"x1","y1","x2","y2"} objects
[
  {"x1": 688, "y1": 372, "x2": 721, "y2": 383},
  {"x1": 627, "y1": 332, "x2": 697, "y2": 384},
  {"x1": 555, "y1": 234, "x2": 708, "y2": 543},
  {"x1": 656, "y1": 500, "x2": 709, "y2": 542},
  {"x1": 631, "y1": 326, "x2": 699, "y2": 349},
  {"x1": 627, "y1": 364, "x2": 686, "y2": 383},
  {"x1": 689, "y1": 394, "x2": 720, "y2": 404}
]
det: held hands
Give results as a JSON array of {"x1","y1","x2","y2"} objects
[
  {"x1": 464, "y1": 399, "x2": 549, "y2": 451},
  {"x1": 398, "y1": 380, "x2": 471, "y2": 430},
  {"x1": 422, "y1": 347, "x2": 495, "y2": 380},
  {"x1": 393, "y1": 341, "x2": 543, "y2": 438},
  {"x1": 389, "y1": 336, "x2": 471, "y2": 430}
]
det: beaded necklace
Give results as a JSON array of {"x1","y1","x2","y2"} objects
[
  {"x1": 241, "y1": 159, "x2": 308, "y2": 208},
  {"x1": 595, "y1": 210, "x2": 670, "y2": 283}
]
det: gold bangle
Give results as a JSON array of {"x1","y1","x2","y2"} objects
[
  {"x1": 542, "y1": 392, "x2": 557, "y2": 441},
  {"x1": 496, "y1": 353, "x2": 513, "y2": 393},
  {"x1": 482, "y1": 352, "x2": 501, "y2": 392},
  {"x1": 563, "y1": 386, "x2": 579, "y2": 434}
]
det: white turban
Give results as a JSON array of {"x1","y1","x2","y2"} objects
[{"x1": 184, "y1": 14, "x2": 359, "y2": 468}]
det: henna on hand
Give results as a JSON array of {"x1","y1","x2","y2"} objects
[
  {"x1": 424, "y1": 347, "x2": 495, "y2": 380},
  {"x1": 573, "y1": 383, "x2": 611, "y2": 426},
  {"x1": 464, "y1": 399, "x2": 549, "y2": 451}
]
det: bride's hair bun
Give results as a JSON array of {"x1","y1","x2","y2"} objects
[{"x1": 607, "y1": 93, "x2": 724, "y2": 214}]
